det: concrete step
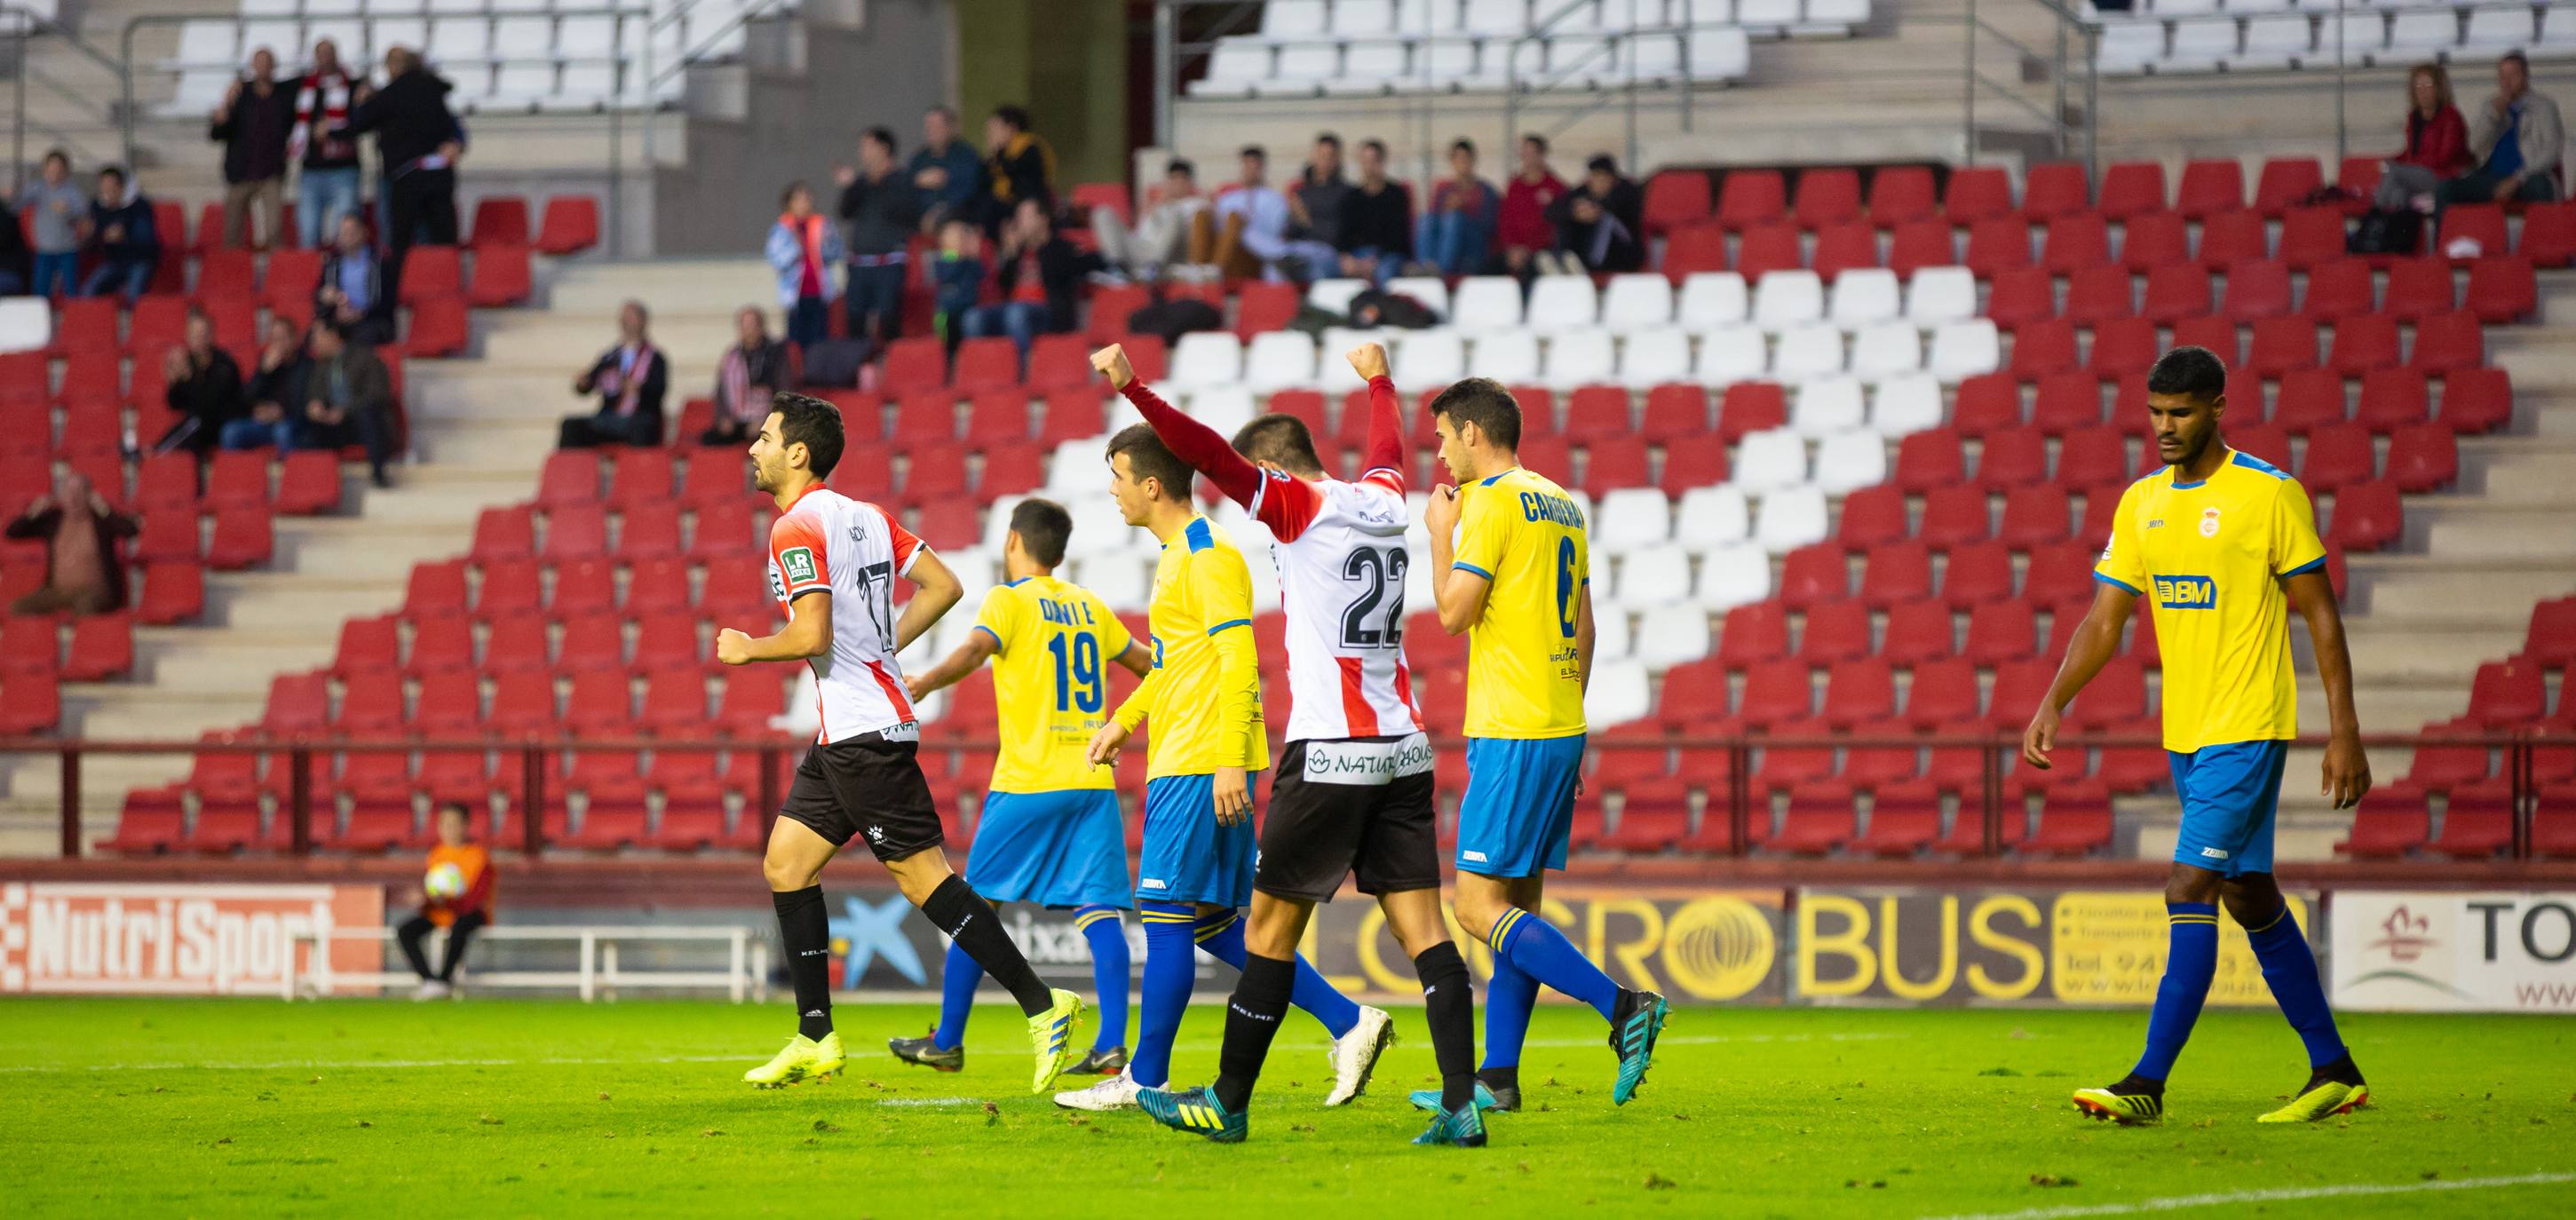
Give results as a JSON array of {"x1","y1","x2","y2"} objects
[
  {"x1": 2341, "y1": 624, "x2": 2528, "y2": 685},
  {"x1": 205, "y1": 573, "x2": 406, "y2": 635},
  {"x1": 2474, "y1": 450, "x2": 2576, "y2": 504},
  {"x1": 2351, "y1": 561, "x2": 2576, "y2": 622},
  {"x1": 546, "y1": 260, "x2": 777, "y2": 316},
  {"x1": 2413, "y1": 503, "x2": 2576, "y2": 562},
  {"x1": 475, "y1": 315, "x2": 742, "y2": 367}
]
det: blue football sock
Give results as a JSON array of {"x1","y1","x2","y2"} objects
[
  {"x1": 1074, "y1": 905, "x2": 1130, "y2": 1052},
  {"x1": 931, "y1": 939, "x2": 981, "y2": 1051},
  {"x1": 1481, "y1": 952, "x2": 1540, "y2": 1071},
  {"x1": 2246, "y1": 907, "x2": 2346, "y2": 1069},
  {"x1": 1194, "y1": 908, "x2": 1360, "y2": 1039},
  {"x1": 2133, "y1": 901, "x2": 2221, "y2": 1081},
  {"x1": 1131, "y1": 901, "x2": 1200, "y2": 1089},
  {"x1": 1489, "y1": 906, "x2": 1620, "y2": 1020}
]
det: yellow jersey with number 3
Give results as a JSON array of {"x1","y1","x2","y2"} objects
[
  {"x1": 1451, "y1": 467, "x2": 1589, "y2": 741},
  {"x1": 2094, "y1": 448, "x2": 2327, "y2": 753},
  {"x1": 972, "y1": 575, "x2": 1135, "y2": 795}
]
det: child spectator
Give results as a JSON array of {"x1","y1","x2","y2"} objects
[{"x1": 398, "y1": 803, "x2": 495, "y2": 1001}]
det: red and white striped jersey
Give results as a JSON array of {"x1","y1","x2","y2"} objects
[
  {"x1": 1252, "y1": 465, "x2": 1426, "y2": 743},
  {"x1": 765, "y1": 484, "x2": 927, "y2": 743}
]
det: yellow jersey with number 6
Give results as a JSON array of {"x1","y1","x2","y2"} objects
[
  {"x1": 972, "y1": 575, "x2": 1135, "y2": 795},
  {"x1": 1451, "y1": 467, "x2": 1589, "y2": 741}
]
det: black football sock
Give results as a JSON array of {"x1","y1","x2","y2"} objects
[
  {"x1": 2110, "y1": 1072, "x2": 2165, "y2": 1097},
  {"x1": 1478, "y1": 1064, "x2": 1520, "y2": 1095},
  {"x1": 773, "y1": 885, "x2": 834, "y2": 1041},
  {"x1": 1414, "y1": 942, "x2": 1478, "y2": 1111},
  {"x1": 923, "y1": 875, "x2": 1053, "y2": 1016},
  {"x1": 1211, "y1": 952, "x2": 1297, "y2": 1113}
]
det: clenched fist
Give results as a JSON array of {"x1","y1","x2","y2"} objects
[
  {"x1": 1090, "y1": 344, "x2": 1134, "y2": 390},
  {"x1": 1345, "y1": 341, "x2": 1390, "y2": 383}
]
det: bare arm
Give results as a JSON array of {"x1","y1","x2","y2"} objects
[
  {"x1": 1573, "y1": 582, "x2": 1596, "y2": 693},
  {"x1": 716, "y1": 591, "x2": 834, "y2": 664},
  {"x1": 1424, "y1": 486, "x2": 1492, "y2": 635},
  {"x1": 2288, "y1": 568, "x2": 2372, "y2": 808},
  {"x1": 904, "y1": 628, "x2": 998, "y2": 701},
  {"x1": 2021, "y1": 582, "x2": 2136, "y2": 769},
  {"x1": 894, "y1": 548, "x2": 963, "y2": 653},
  {"x1": 1111, "y1": 639, "x2": 1153, "y2": 678}
]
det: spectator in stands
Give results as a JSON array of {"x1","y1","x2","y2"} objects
[
  {"x1": 2376, "y1": 64, "x2": 2472, "y2": 212},
  {"x1": 1547, "y1": 154, "x2": 1645, "y2": 273},
  {"x1": 1416, "y1": 139, "x2": 1499, "y2": 278},
  {"x1": 1095, "y1": 159, "x2": 1209, "y2": 282},
  {"x1": 222, "y1": 316, "x2": 313, "y2": 453},
  {"x1": 289, "y1": 38, "x2": 365, "y2": 250},
  {"x1": 1289, "y1": 132, "x2": 1354, "y2": 255},
  {"x1": 930, "y1": 217, "x2": 985, "y2": 345},
  {"x1": 315, "y1": 213, "x2": 392, "y2": 345},
  {"x1": 79, "y1": 166, "x2": 160, "y2": 301},
  {"x1": 964, "y1": 197, "x2": 1102, "y2": 373},
  {"x1": 2442, "y1": 51, "x2": 2564, "y2": 209},
  {"x1": 1211, "y1": 145, "x2": 1336, "y2": 282},
  {"x1": 348, "y1": 46, "x2": 462, "y2": 269},
  {"x1": 1497, "y1": 134, "x2": 1565, "y2": 275},
  {"x1": 304, "y1": 319, "x2": 397, "y2": 487},
  {"x1": 559, "y1": 300, "x2": 667, "y2": 449},
  {"x1": 0, "y1": 186, "x2": 28, "y2": 296},
  {"x1": 703, "y1": 305, "x2": 792, "y2": 446},
  {"x1": 979, "y1": 104, "x2": 1057, "y2": 240},
  {"x1": 210, "y1": 47, "x2": 297, "y2": 250},
  {"x1": 910, "y1": 105, "x2": 985, "y2": 233},
  {"x1": 20, "y1": 150, "x2": 84, "y2": 298},
  {"x1": 5, "y1": 470, "x2": 137, "y2": 616},
  {"x1": 397, "y1": 802, "x2": 495, "y2": 1002},
  {"x1": 159, "y1": 308, "x2": 245, "y2": 456},
  {"x1": 1337, "y1": 139, "x2": 1414, "y2": 286},
  {"x1": 765, "y1": 181, "x2": 844, "y2": 351},
  {"x1": 835, "y1": 126, "x2": 923, "y2": 350}
]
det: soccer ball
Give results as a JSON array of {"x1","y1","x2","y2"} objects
[{"x1": 424, "y1": 862, "x2": 467, "y2": 901}]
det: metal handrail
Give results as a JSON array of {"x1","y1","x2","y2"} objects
[
  {"x1": 2, "y1": 4, "x2": 130, "y2": 194},
  {"x1": 7, "y1": 729, "x2": 2564, "y2": 862}
]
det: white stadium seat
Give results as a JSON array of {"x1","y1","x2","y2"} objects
[
  {"x1": 1732, "y1": 427, "x2": 1810, "y2": 495},
  {"x1": 1771, "y1": 323, "x2": 1846, "y2": 383},
  {"x1": 1526, "y1": 275, "x2": 1601, "y2": 333},
  {"x1": 1675, "y1": 485, "x2": 1751, "y2": 550},
  {"x1": 1073, "y1": 555, "x2": 1153, "y2": 612},
  {"x1": 2386, "y1": 11, "x2": 2460, "y2": 54},
  {"x1": 1848, "y1": 321, "x2": 1923, "y2": 380},
  {"x1": 1677, "y1": 272, "x2": 1750, "y2": 329},
  {"x1": 2233, "y1": 14, "x2": 2313, "y2": 69},
  {"x1": 1868, "y1": 375, "x2": 1946, "y2": 438},
  {"x1": 1063, "y1": 495, "x2": 1134, "y2": 554},
  {"x1": 1307, "y1": 277, "x2": 1368, "y2": 316},
  {"x1": 2461, "y1": 7, "x2": 2533, "y2": 51},
  {"x1": 168, "y1": 21, "x2": 238, "y2": 69},
  {"x1": 1811, "y1": 430, "x2": 1889, "y2": 495},
  {"x1": 2543, "y1": 8, "x2": 2576, "y2": 57},
  {"x1": 1736, "y1": 0, "x2": 1799, "y2": 31},
  {"x1": 1393, "y1": 330, "x2": 1467, "y2": 392},
  {"x1": 1600, "y1": 273, "x2": 1675, "y2": 330},
  {"x1": 1592, "y1": 604, "x2": 1635, "y2": 662},
  {"x1": 1687, "y1": 25, "x2": 1752, "y2": 82},
  {"x1": 1263, "y1": 43, "x2": 1343, "y2": 94},
  {"x1": 1790, "y1": 378, "x2": 1867, "y2": 438},
  {"x1": 1828, "y1": 267, "x2": 1901, "y2": 329},
  {"x1": 1697, "y1": 326, "x2": 1769, "y2": 384},
  {"x1": 1753, "y1": 484, "x2": 1830, "y2": 553},
  {"x1": 1584, "y1": 661, "x2": 1653, "y2": 729},
  {"x1": 1906, "y1": 266, "x2": 1978, "y2": 327},
  {"x1": 1463, "y1": 0, "x2": 1534, "y2": 35},
  {"x1": 1451, "y1": 276, "x2": 1526, "y2": 331},
  {"x1": 1631, "y1": 605, "x2": 1715, "y2": 668},
  {"x1": 1928, "y1": 319, "x2": 2001, "y2": 381},
  {"x1": 0, "y1": 297, "x2": 52, "y2": 354},
  {"x1": 1243, "y1": 330, "x2": 1319, "y2": 392},
  {"x1": 1698, "y1": 542, "x2": 1774, "y2": 610},
  {"x1": 1191, "y1": 41, "x2": 1269, "y2": 95},
  {"x1": 2154, "y1": 0, "x2": 2221, "y2": 16},
  {"x1": 1618, "y1": 328, "x2": 1694, "y2": 389},
  {"x1": 1382, "y1": 275, "x2": 1452, "y2": 320},
  {"x1": 1189, "y1": 387, "x2": 1260, "y2": 440},
  {"x1": 1472, "y1": 330, "x2": 1543, "y2": 384},
  {"x1": 1542, "y1": 330, "x2": 1618, "y2": 390},
  {"x1": 1327, "y1": 42, "x2": 1411, "y2": 95},
  {"x1": 1168, "y1": 330, "x2": 1244, "y2": 391},
  {"x1": 2329, "y1": 12, "x2": 2388, "y2": 59},
  {"x1": 1753, "y1": 270, "x2": 1826, "y2": 332},
  {"x1": 2096, "y1": 20, "x2": 2165, "y2": 75},
  {"x1": 1615, "y1": 543, "x2": 1697, "y2": 606},
  {"x1": 2165, "y1": 19, "x2": 2239, "y2": 71},
  {"x1": 1593, "y1": 487, "x2": 1676, "y2": 556},
  {"x1": 1334, "y1": 0, "x2": 1397, "y2": 34},
  {"x1": 1262, "y1": 0, "x2": 1329, "y2": 37}
]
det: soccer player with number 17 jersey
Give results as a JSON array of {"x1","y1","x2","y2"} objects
[
  {"x1": 2025, "y1": 347, "x2": 2374, "y2": 1126},
  {"x1": 1102, "y1": 341, "x2": 1484, "y2": 1147},
  {"x1": 1423, "y1": 377, "x2": 1668, "y2": 1112}
]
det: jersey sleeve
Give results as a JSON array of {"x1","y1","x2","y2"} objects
[
  {"x1": 1193, "y1": 546, "x2": 1256, "y2": 638},
  {"x1": 2271, "y1": 479, "x2": 2330, "y2": 577},
  {"x1": 875, "y1": 504, "x2": 925, "y2": 575},
  {"x1": 971, "y1": 585, "x2": 1021, "y2": 655},
  {"x1": 1358, "y1": 373, "x2": 1407, "y2": 495},
  {"x1": 1095, "y1": 593, "x2": 1136, "y2": 661},
  {"x1": 769, "y1": 511, "x2": 832, "y2": 601},
  {"x1": 1251, "y1": 470, "x2": 1327, "y2": 543},
  {"x1": 1451, "y1": 485, "x2": 1506, "y2": 582},
  {"x1": 1198, "y1": 549, "x2": 1260, "y2": 767},
  {"x1": 2092, "y1": 481, "x2": 2147, "y2": 596}
]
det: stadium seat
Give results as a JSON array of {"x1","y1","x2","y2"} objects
[
  {"x1": 1717, "y1": 170, "x2": 1787, "y2": 231},
  {"x1": 2096, "y1": 161, "x2": 2168, "y2": 221},
  {"x1": 2381, "y1": 257, "x2": 2455, "y2": 321},
  {"x1": 1888, "y1": 221, "x2": 1959, "y2": 280},
  {"x1": 1964, "y1": 217, "x2": 2033, "y2": 277},
  {"x1": 2175, "y1": 159, "x2": 2244, "y2": 219},
  {"x1": 2247, "y1": 316, "x2": 2320, "y2": 377},
  {"x1": 2336, "y1": 788, "x2": 2429, "y2": 858},
  {"x1": 2278, "y1": 207, "x2": 2351, "y2": 269},
  {"x1": 2020, "y1": 162, "x2": 2089, "y2": 221},
  {"x1": 467, "y1": 245, "x2": 533, "y2": 307},
  {"x1": 2407, "y1": 312, "x2": 2483, "y2": 373},
  {"x1": 1811, "y1": 223, "x2": 1882, "y2": 283},
  {"x1": 2465, "y1": 256, "x2": 2538, "y2": 324},
  {"x1": 1982, "y1": 266, "x2": 2056, "y2": 330},
  {"x1": 1644, "y1": 170, "x2": 1713, "y2": 235},
  {"x1": 2438, "y1": 367, "x2": 2513, "y2": 434},
  {"x1": 1867, "y1": 166, "x2": 1938, "y2": 226},
  {"x1": 537, "y1": 195, "x2": 601, "y2": 255},
  {"x1": 2140, "y1": 264, "x2": 2210, "y2": 324}
]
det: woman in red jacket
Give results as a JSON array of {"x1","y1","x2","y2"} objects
[{"x1": 2377, "y1": 63, "x2": 2471, "y2": 210}]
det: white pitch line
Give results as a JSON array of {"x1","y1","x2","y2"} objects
[
  {"x1": 0, "y1": 1029, "x2": 1903, "y2": 1074},
  {"x1": 1918, "y1": 1171, "x2": 2576, "y2": 1220}
]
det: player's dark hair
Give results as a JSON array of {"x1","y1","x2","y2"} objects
[
  {"x1": 1168, "y1": 158, "x2": 1194, "y2": 178},
  {"x1": 98, "y1": 165, "x2": 126, "y2": 186},
  {"x1": 993, "y1": 104, "x2": 1030, "y2": 131},
  {"x1": 1427, "y1": 377, "x2": 1522, "y2": 451},
  {"x1": 1106, "y1": 424, "x2": 1193, "y2": 503},
  {"x1": 1009, "y1": 497, "x2": 1074, "y2": 567},
  {"x1": 860, "y1": 125, "x2": 897, "y2": 155},
  {"x1": 1232, "y1": 413, "x2": 1326, "y2": 478},
  {"x1": 2146, "y1": 345, "x2": 2229, "y2": 401},
  {"x1": 435, "y1": 801, "x2": 471, "y2": 829},
  {"x1": 1240, "y1": 144, "x2": 1266, "y2": 162},
  {"x1": 771, "y1": 392, "x2": 845, "y2": 478}
]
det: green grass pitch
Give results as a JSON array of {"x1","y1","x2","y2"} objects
[{"x1": 3, "y1": 998, "x2": 2572, "y2": 1217}]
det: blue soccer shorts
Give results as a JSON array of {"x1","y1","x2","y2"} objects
[
  {"x1": 1135, "y1": 772, "x2": 1258, "y2": 907},
  {"x1": 2168, "y1": 739, "x2": 2291, "y2": 877},
  {"x1": 964, "y1": 788, "x2": 1132, "y2": 909},
  {"x1": 1454, "y1": 734, "x2": 1588, "y2": 879}
]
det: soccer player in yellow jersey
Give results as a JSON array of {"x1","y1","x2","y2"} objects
[
  {"x1": 896, "y1": 498, "x2": 1154, "y2": 1078},
  {"x1": 2025, "y1": 347, "x2": 2374, "y2": 1126},
  {"x1": 1054, "y1": 424, "x2": 1383, "y2": 1115},
  {"x1": 1423, "y1": 377, "x2": 1669, "y2": 1111}
]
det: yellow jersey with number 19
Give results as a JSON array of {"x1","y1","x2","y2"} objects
[
  {"x1": 1451, "y1": 466, "x2": 1589, "y2": 741},
  {"x1": 971, "y1": 574, "x2": 1136, "y2": 795},
  {"x1": 2094, "y1": 448, "x2": 2327, "y2": 754}
]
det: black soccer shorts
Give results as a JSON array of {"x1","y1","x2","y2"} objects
[
  {"x1": 1255, "y1": 733, "x2": 1440, "y2": 902},
  {"x1": 777, "y1": 730, "x2": 946, "y2": 862}
]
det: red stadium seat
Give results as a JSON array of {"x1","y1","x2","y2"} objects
[
  {"x1": 2176, "y1": 159, "x2": 2244, "y2": 219},
  {"x1": 62, "y1": 613, "x2": 133, "y2": 680},
  {"x1": 2380, "y1": 423, "x2": 2454, "y2": 495},
  {"x1": 1868, "y1": 165, "x2": 1938, "y2": 226},
  {"x1": 949, "y1": 337, "x2": 1022, "y2": 395},
  {"x1": 480, "y1": 614, "x2": 551, "y2": 674},
  {"x1": 2253, "y1": 157, "x2": 2323, "y2": 217},
  {"x1": 1715, "y1": 170, "x2": 1783, "y2": 230},
  {"x1": 2096, "y1": 161, "x2": 2168, "y2": 221},
  {"x1": 2380, "y1": 257, "x2": 2455, "y2": 321},
  {"x1": 206, "y1": 508, "x2": 273, "y2": 569},
  {"x1": 2228, "y1": 422, "x2": 2293, "y2": 471},
  {"x1": 1716, "y1": 382, "x2": 1787, "y2": 441},
  {"x1": 1996, "y1": 483, "x2": 2071, "y2": 546},
  {"x1": 2326, "y1": 313, "x2": 2400, "y2": 374},
  {"x1": 2041, "y1": 213, "x2": 2111, "y2": 273},
  {"x1": 397, "y1": 246, "x2": 463, "y2": 305},
  {"x1": 2029, "y1": 374, "x2": 2104, "y2": 435},
  {"x1": 2118, "y1": 210, "x2": 2190, "y2": 273},
  {"x1": 1964, "y1": 217, "x2": 2033, "y2": 277},
  {"x1": 1822, "y1": 658, "x2": 1897, "y2": 727},
  {"x1": 2465, "y1": 256, "x2": 2537, "y2": 324},
  {"x1": 2193, "y1": 210, "x2": 2270, "y2": 272},
  {"x1": 1950, "y1": 373, "x2": 2021, "y2": 436},
  {"x1": 1734, "y1": 223, "x2": 1805, "y2": 281},
  {"x1": 2354, "y1": 368, "x2": 2429, "y2": 432},
  {"x1": 1639, "y1": 384, "x2": 1708, "y2": 441},
  {"x1": 2521, "y1": 200, "x2": 2576, "y2": 266},
  {"x1": 1982, "y1": 266, "x2": 2057, "y2": 330},
  {"x1": 131, "y1": 507, "x2": 200, "y2": 564},
  {"x1": 1859, "y1": 542, "x2": 1932, "y2": 608},
  {"x1": 2438, "y1": 204, "x2": 2508, "y2": 261},
  {"x1": 2220, "y1": 258, "x2": 2293, "y2": 321},
  {"x1": 1794, "y1": 167, "x2": 1862, "y2": 228},
  {"x1": 467, "y1": 244, "x2": 533, "y2": 307},
  {"x1": 1879, "y1": 599, "x2": 1954, "y2": 666},
  {"x1": 2324, "y1": 480, "x2": 2403, "y2": 551},
  {"x1": 2437, "y1": 367, "x2": 2513, "y2": 433},
  {"x1": 2062, "y1": 265, "x2": 2134, "y2": 328},
  {"x1": 1798, "y1": 599, "x2": 1873, "y2": 664},
  {"x1": 1777, "y1": 543, "x2": 1850, "y2": 609},
  {"x1": 2407, "y1": 312, "x2": 2483, "y2": 374},
  {"x1": 2140, "y1": 265, "x2": 2210, "y2": 324},
  {"x1": 2019, "y1": 163, "x2": 2089, "y2": 221},
  {"x1": 1716, "y1": 603, "x2": 1789, "y2": 667},
  {"x1": 1945, "y1": 165, "x2": 2015, "y2": 222},
  {"x1": 2335, "y1": 788, "x2": 2429, "y2": 858},
  {"x1": 1975, "y1": 426, "x2": 2049, "y2": 490},
  {"x1": 2297, "y1": 423, "x2": 2375, "y2": 493},
  {"x1": 536, "y1": 450, "x2": 601, "y2": 508},
  {"x1": 1892, "y1": 428, "x2": 1964, "y2": 492},
  {"x1": 1885, "y1": 219, "x2": 1956, "y2": 280},
  {"x1": 2009, "y1": 318, "x2": 2079, "y2": 378},
  {"x1": 1808, "y1": 223, "x2": 1880, "y2": 282},
  {"x1": 2429, "y1": 788, "x2": 2516, "y2": 859},
  {"x1": 542, "y1": 503, "x2": 608, "y2": 561},
  {"x1": 1914, "y1": 484, "x2": 1988, "y2": 549},
  {"x1": 2246, "y1": 315, "x2": 2319, "y2": 376},
  {"x1": 468, "y1": 195, "x2": 530, "y2": 249},
  {"x1": 1904, "y1": 658, "x2": 1983, "y2": 729},
  {"x1": 1661, "y1": 223, "x2": 1728, "y2": 280},
  {"x1": 2021, "y1": 786, "x2": 2113, "y2": 856},
  {"x1": 2169, "y1": 315, "x2": 2241, "y2": 367},
  {"x1": 133, "y1": 560, "x2": 203, "y2": 626},
  {"x1": 1737, "y1": 658, "x2": 1817, "y2": 729},
  {"x1": 1644, "y1": 170, "x2": 1714, "y2": 236},
  {"x1": 2299, "y1": 258, "x2": 2374, "y2": 321},
  {"x1": 2462, "y1": 658, "x2": 2547, "y2": 727},
  {"x1": 537, "y1": 195, "x2": 601, "y2": 255},
  {"x1": 2278, "y1": 207, "x2": 2351, "y2": 269},
  {"x1": 2088, "y1": 317, "x2": 2160, "y2": 380}
]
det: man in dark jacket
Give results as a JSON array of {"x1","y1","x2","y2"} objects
[
  {"x1": 559, "y1": 300, "x2": 668, "y2": 448},
  {"x1": 160, "y1": 308, "x2": 247, "y2": 456},
  {"x1": 1548, "y1": 154, "x2": 1645, "y2": 273},
  {"x1": 6, "y1": 469, "x2": 139, "y2": 615},
  {"x1": 910, "y1": 106, "x2": 983, "y2": 232},
  {"x1": 978, "y1": 104, "x2": 1054, "y2": 240},
  {"x1": 210, "y1": 48, "x2": 297, "y2": 250},
  {"x1": 315, "y1": 213, "x2": 393, "y2": 345},
  {"x1": 346, "y1": 46, "x2": 460, "y2": 275},
  {"x1": 835, "y1": 125, "x2": 923, "y2": 350},
  {"x1": 303, "y1": 321, "x2": 399, "y2": 487},
  {"x1": 81, "y1": 167, "x2": 160, "y2": 301},
  {"x1": 702, "y1": 306, "x2": 793, "y2": 446},
  {"x1": 1336, "y1": 138, "x2": 1414, "y2": 286},
  {"x1": 962, "y1": 198, "x2": 1101, "y2": 375}
]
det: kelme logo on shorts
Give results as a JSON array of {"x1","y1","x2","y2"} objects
[{"x1": 781, "y1": 546, "x2": 819, "y2": 584}]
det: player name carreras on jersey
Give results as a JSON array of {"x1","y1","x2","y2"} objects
[
  {"x1": 1300, "y1": 735, "x2": 1437, "y2": 785},
  {"x1": 1518, "y1": 490, "x2": 1586, "y2": 527},
  {"x1": 2152, "y1": 574, "x2": 2217, "y2": 609}
]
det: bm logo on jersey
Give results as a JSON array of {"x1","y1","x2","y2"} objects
[{"x1": 2153, "y1": 574, "x2": 2217, "y2": 609}]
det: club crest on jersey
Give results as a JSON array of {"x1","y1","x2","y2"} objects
[
  {"x1": 2199, "y1": 507, "x2": 2222, "y2": 538},
  {"x1": 2153, "y1": 574, "x2": 2217, "y2": 609},
  {"x1": 781, "y1": 546, "x2": 820, "y2": 584}
]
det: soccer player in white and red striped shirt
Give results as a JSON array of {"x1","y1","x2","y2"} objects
[
  {"x1": 717, "y1": 393, "x2": 1086, "y2": 1097},
  {"x1": 1099, "y1": 342, "x2": 1486, "y2": 1147}
]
